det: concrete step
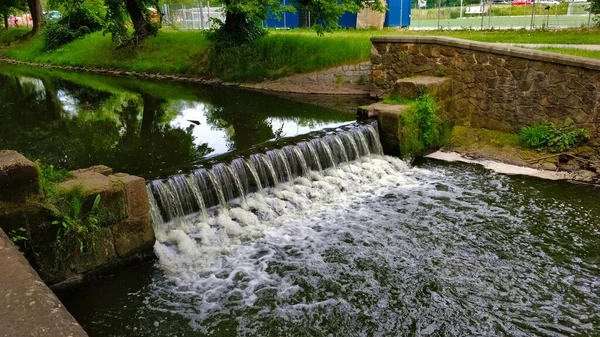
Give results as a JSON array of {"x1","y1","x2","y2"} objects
[
  {"x1": 392, "y1": 76, "x2": 452, "y2": 100},
  {"x1": 357, "y1": 102, "x2": 410, "y2": 155}
]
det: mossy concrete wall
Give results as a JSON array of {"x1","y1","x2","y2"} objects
[{"x1": 370, "y1": 36, "x2": 600, "y2": 142}]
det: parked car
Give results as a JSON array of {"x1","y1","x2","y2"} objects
[
  {"x1": 43, "y1": 10, "x2": 62, "y2": 22},
  {"x1": 493, "y1": 0, "x2": 509, "y2": 4},
  {"x1": 511, "y1": 0, "x2": 533, "y2": 4}
]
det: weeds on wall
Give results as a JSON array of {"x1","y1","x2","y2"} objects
[
  {"x1": 52, "y1": 195, "x2": 103, "y2": 254},
  {"x1": 520, "y1": 122, "x2": 589, "y2": 153},
  {"x1": 36, "y1": 162, "x2": 109, "y2": 255},
  {"x1": 398, "y1": 94, "x2": 452, "y2": 158}
]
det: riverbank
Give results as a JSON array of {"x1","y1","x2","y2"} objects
[
  {"x1": 1, "y1": 28, "x2": 600, "y2": 84},
  {"x1": 438, "y1": 126, "x2": 599, "y2": 183}
]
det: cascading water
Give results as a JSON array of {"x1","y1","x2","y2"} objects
[{"x1": 146, "y1": 122, "x2": 383, "y2": 230}]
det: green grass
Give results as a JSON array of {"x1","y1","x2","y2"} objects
[
  {"x1": 0, "y1": 27, "x2": 30, "y2": 44},
  {"x1": 535, "y1": 47, "x2": 600, "y2": 60},
  {"x1": 3, "y1": 30, "x2": 211, "y2": 74},
  {"x1": 209, "y1": 32, "x2": 371, "y2": 82},
  {"x1": 1, "y1": 27, "x2": 600, "y2": 82}
]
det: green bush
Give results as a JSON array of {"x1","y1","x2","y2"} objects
[
  {"x1": 43, "y1": 6, "x2": 103, "y2": 51},
  {"x1": 398, "y1": 94, "x2": 451, "y2": 157},
  {"x1": 520, "y1": 122, "x2": 589, "y2": 152}
]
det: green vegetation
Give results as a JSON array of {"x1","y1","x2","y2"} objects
[
  {"x1": 208, "y1": 32, "x2": 370, "y2": 81},
  {"x1": 398, "y1": 94, "x2": 451, "y2": 157},
  {"x1": 52, "y1": 194, "x2": 103, "y2": 253},
  {"x1": 382, "y1": 91, "x2": 414, "y2": 105},
  {"x1": 535, "y1": 47, "x2": 600, "y2": 61},
  {"x1": 0, "y1": 28, "x2": 29, "y2": 44},
  {"x1": 520, "y1": 122, "x2": 590, "y2": 153},
  {"x1": 37, "y1": 162, "x2": 72, "y2": 200},
  {"x1": 2, "y1": 27, "x2": 600, "y2": 82}
]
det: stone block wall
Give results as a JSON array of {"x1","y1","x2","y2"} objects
[
  {"x1": 0, "y1": 153, "x2": 155, "y2": 292},
  {"x1": 370, "y1": 36, "x2": 600, "y2": 141}
]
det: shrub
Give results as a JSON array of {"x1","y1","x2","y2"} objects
[
  {"x1": 43, "y1": 6, "x2": 103, "y2": 51},
  {"x1": 398, "y1": 94, "x2": 451, "y2": 157},
  {"x1": 520, "y1": 122, "x2": 590, "y2": 152}
]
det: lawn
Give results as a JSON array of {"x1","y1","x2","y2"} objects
[{"x1": 1, "y1": 27, "x2": 599, "y2": 82}]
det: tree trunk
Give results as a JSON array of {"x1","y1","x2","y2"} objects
[
  {"x1": 141, "y1": 94, "x2": 158, "y2": 139},
  {"x1": 26, "y1": 0, "x2": 43, "y2": 34},
  {"x1": 41, "y1": 79, "x2": 61, "y2": 120},
  {"x1": 124, "y1": 0, "x2": 150, "y2": 37},
  {"x1": 223, "y1": 11, "x2": 248, "y2": 32},
  {"x1": 3, "y1": 12, "x2": 8, "y2": 29}
]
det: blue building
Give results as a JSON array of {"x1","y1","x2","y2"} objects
[{"x1": 265, "y1": 0, "x2": 411, "y2": 29}]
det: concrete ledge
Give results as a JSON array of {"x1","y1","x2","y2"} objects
[
  {"x1": 370, "y1": 36, "x2": 600, "y2": 71},
  {"x1": 0, "y1": 228, "x2": 88, "y2": 337}
]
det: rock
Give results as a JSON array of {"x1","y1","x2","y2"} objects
[
  {"x1": 0, "y1": 150, "x2": 40, "y2": 203},
  {"x1": 574, "y1": 146, "x2": 596, "y2": 159},
  {"x1": 113, "y1": 173, "x2": 150, "y2": 218},
  {"x1": 58, "y1": 171, "x2": 126, "y2": 220},
  {"x1": 111, "y1": 214, "x2": 154, "y2": 258}
]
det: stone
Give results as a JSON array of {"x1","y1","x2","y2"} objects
[
  {"x1": 392, "y1": 76, "x2": 452, "y2": 101},
  {"x1": 113, "y1": 173, "x2": 150, "y2": 218},
  {"x1": 69, "y1": 229, "x2": 117, "y2": 274},
  {"x1": 0, "y1": 229, "x2": 88, "y2": 337},
  {"x1": 58, "y1": 171, "x2": 126, "y2": 220},
  {"x1": 111, "y1": 214, "x2": 155, "y2": 258},
  {"x1": 0, "y1": 150, "x2": 40, "y2": 203}
]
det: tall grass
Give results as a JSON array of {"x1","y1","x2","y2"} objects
[
  {"x1": 2, "y1": 27, "x2": 600, "y2": 82},
  {"x1": 0, "y1": 27, "x2": 30, "y2": 44},
  {"x1": 208, "y1": 33, "x2": 371, "y2": 82},
  {"x1": 398, "y1": 95, "x2": 451, "y2": 157}
]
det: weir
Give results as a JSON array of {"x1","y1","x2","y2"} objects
[{"x1": 146, "y1": 122, "x2": 384, "y2": 230}]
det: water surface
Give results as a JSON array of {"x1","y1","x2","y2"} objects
[
  {"x1": 0, "y1": 64, "x2": 358, "y2": 178},
  {"x1": 63, "y1": 157, "x2": 600, "y2": 336}
]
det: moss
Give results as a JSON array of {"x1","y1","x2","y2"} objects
[{"x1": 382, "y1": 92, "x2": 415, "y2": 105}]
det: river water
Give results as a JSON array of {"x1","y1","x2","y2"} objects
[{"x1": 63, "y1": 156, "x2": 600, "y2": 336}]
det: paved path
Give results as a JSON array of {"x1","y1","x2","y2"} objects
[{"x1": 504, "y1": 43, "x2": 600, "y2": 50}]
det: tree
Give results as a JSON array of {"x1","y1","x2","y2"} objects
[
  {"x1": 104, "y1": 0, "x2": 157, "y2": 44},
  {"x1": 591, "y1": 0, "x2": 600, "y2": 26},
  {"x1": 26, "y1": 0, "x2": 43, "y2": 33},
  {"x1": 212, "y1": 0, "x2": 385, "y2": 45}
]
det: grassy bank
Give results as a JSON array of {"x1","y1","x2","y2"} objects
[{"x1": 1, "y1": 27, "x2": 599, "y2": 82}]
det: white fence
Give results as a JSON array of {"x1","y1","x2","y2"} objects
[{"x1": 162, "y1": 3, "x2": 226, "y2": 30}]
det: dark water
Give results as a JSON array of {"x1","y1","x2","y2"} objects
[
  {"x1": 0, "y1": 63, "x2": 359, "y2": 179},
  {"x1": 62, "y1": 158, "x2": 600, "y2": 337}
]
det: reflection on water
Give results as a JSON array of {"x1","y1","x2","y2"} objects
[{"x1": 0, "y1": 64, "x2": 357, "y2": 178}]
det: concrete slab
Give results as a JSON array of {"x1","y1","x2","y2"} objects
[{"x1": 0, "y1": 228, "x2": 88, "y2": 337}]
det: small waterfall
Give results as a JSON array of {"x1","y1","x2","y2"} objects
[{"x1": 146, "y1": 122, "x2": 384, "y2": 224}]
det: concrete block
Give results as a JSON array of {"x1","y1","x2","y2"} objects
[
  {"x1": 392, "y1": 76, "x2": 452, "y2": 100},
  {"x1": 0, "y1": 150, "x2": 40, "y2": 203},
  {"x1": 113, "y1": 173, "x2": 150, "y2": 218},
  {"x1": 111, "y1": 214, "x2": 155, "y2": 258}
]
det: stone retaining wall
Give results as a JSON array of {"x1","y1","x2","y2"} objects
[
  {"x1": 0, "y1": 151, "x2": 154, "y2": 292},
  {"x1": 370, "y1": 36, "x2": 600, "y2": 141}
]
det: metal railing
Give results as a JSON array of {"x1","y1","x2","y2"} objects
[
  {"x1": 162, "y1": 3, "x2": 226, "y2": 30},
  {"x1": 409, "y1": 0, "x2": 598, "y2": 30}
]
